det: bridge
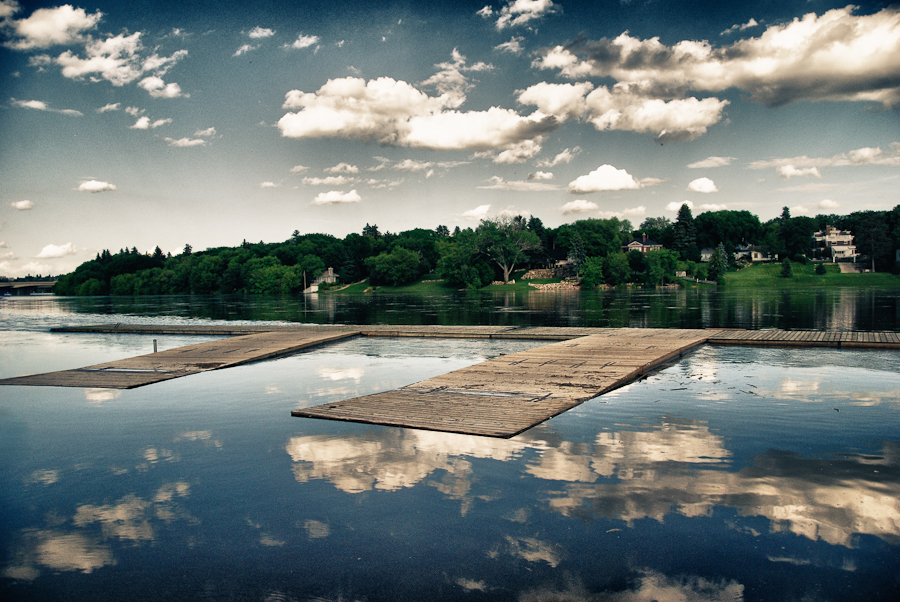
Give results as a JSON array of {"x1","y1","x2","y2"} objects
[{"x1": 0, "y1": 281, "x2": 56, "y2": 296}]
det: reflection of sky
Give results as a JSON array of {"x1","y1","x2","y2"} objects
[{"x1": 3, "y1": 325, "x2": 900, "y2": 600}]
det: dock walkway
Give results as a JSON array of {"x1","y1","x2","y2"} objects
[{"x1": 2, "y1": 324, "x2": 898, "y2": 437}]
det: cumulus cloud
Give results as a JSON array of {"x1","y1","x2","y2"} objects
[
  {"x1": 163, "y1": 137, "x2": 206, "y2": 147},
  {"x1": 0, "y1": 260, "x2": 52, "y2": 278},
  {"x1": 488, "y1": 0, "x2": 558, "y2": 30},
  {"x1": 560, "y1": 200, "x2": 598, "y2": 215},
  {"x1": 568, "y1": 165, "x2": 642, "y2": 194},
  {"x1": 10, "y1": 98, "x2": 82, "y2": 116},
  {"x1": 517, "y1": 81, "x2": 728, "y2": 143},
  {"x1": 53, "y1": 33, "x2": 188, "y2": 88},
  {"x1": 819, "y1": 199, "x2": 840, "y2": 209},
  {"x1": 96, "y1": 102, "x2": 119, "y2": 113},
  {"x1": 35, "y1": 242, "x2": 77, "y2": 258},
  {"x1": 77, "y1": 180, "x2": 116, "y2": 193},
  {"x1": 311, "y1": 190, "x2": 361, "y2": 205},
  {"x1": 667, "y1": 200, "x2": 694, "y2": 211},
  {"x1": 233, "y1": 44, "x2": 257, "y2": 57},
  {"x1": 493, "y1": 139, "x2": 542, "y2": 164},
  {"x1": 536, "y1": 147, "x2": 580, "y2": 167},
  {"x1": 193, "y1": 127, "x2": 216, "y2": 137},
  {"x1": 687, "y1": 177, "x2": 718, "y2": 193},
  {"x1": 478, "y1": 176, "x2": 558, "y2": 191},
  {"x1": 287, "y1": 33, "x2": 319, "y2": 49},
  {"x1": 721, "y1": 18, "x2": 759, "y2": 36},
  {"x1": 421, "y1": 48, "x2": 493, "y2": 103},
  {"x1": 10, "y1": 200, "x2": 34, "y2": 210},
  {"x1": 698, "y1": 203, "x2": 728, "y2": 211},
  {"x1": 289, "y1": 164, "x2": 309, "y2": 174},
  {"x1": 461, "y1": 204, "x2": 491, "y2": 220},
  {"x1": 129, "y1": 116, "x2": 171, "y2": 129},
  {"x1": 260, "y1": 181, "x2": 277, "y2": 189},
  {"x1": 688, "y1": 156, "x2": 735, "y2": 168},
  {"x1": 4, "y1": 4, "x2": 101, "y2": 50},
  {"x1": 527, "y1": 171, "x2": 553, "y2": 181},
  {"x1": 302, "y1": 176, "x2": 355, "y2": 186},
  {"x1": 777, "y1": 165, "x2": 822, "y2": 179},
  {"x1": 278, "y1": 67, "x2": 557, "y2": 152},
  {"x1": 248, "y1": 27, "x2": 274, "y2": 39},
  {"x1": 598, "y1": 205, "x2": 647, "y2": 219},
  {"x1": 393, "y1": 159, "x2": 433, "y2": 172},
  {"x1": 138, "y1": 76, "x2": 184, "y2": 98},
  {"x1": 494, "y1": 36, "x2": 524, "y2": 54},
  {"x1": 325, "y1": 162, "x2": 358, "y2": 174},
  {"x1": 534, "y1": 7, "x2": 900, "y2": 108}
]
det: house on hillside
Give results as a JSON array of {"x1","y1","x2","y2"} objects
[
  {"x1": 812, "y1": 226, "x2": 857, "y2": 262},
  {"x1": 734, "y1": 243, "x2": 774, "y2": 263},
  {"x1": 622, "y1": 233, "x2": 663, "y2": 253}
]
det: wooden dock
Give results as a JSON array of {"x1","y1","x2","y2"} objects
[
  {"x1": 3, "y1": 323, "x2": 899, "y2": 437},
  {"x1": 0, "y1": 330, "x2": 356, "y2": 389}
]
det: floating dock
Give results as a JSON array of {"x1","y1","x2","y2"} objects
[{"x1": 2, "y1": 324, "x2": 898, "y2": 438}]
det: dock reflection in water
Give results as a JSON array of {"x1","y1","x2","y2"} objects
[{"x1": 2, "y1": 331, "x2": 899, "y2": 601}]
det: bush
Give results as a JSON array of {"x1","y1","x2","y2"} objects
[
  {"x1": 815, "y1": 262, "x2": 827, "y2": 275},
  {"x1": 579, "y1": 257, "x2": 605, "y2": 289},
  {"x1": 781, "y1": 258, "x2": 793, "y2": 278}
]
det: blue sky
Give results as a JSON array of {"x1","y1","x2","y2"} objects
[{"x1": 1, "y1": 0, "x2": 899, "y2": 277}]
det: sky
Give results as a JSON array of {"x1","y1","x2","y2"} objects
[{"x1": 1, "y1": 0, "x2": 899, "y2": 277}]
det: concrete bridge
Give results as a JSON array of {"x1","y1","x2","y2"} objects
[{"x1": 0, "y1": 281, "x2": 56, "y2": 296}]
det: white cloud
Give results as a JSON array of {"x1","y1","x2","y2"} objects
[
  {"x1": 667, "y1": 200, "x2": 694, "y2": 211},
  {"x1": 688, "y1": 156, "x2": 735, "y2": 169},
  {"x1": 54, "y1": 33, "x2": 188, "y2": 88},
  {"x1": 0, "y1": 241, "x2": 8, "y2": 247},
  {"x1": 138, "y1": 76, "x2": 184, "y2": 99},
  {"x1": 260, "y1": 181, "x2": 277, "y2": 189},
  {"x1": 289, "y1": 164, "x2": 309, "y2": 174},
  {"x1": 721, "y1": 18, "x2": 759, "y2": 36},
  {"x1": 535, "y1": 7, "x2": 900, "y2": 108},
  {"x1": 497, "y1": 205, "x2": 531, "y2": 220},
  {"x1": 598, "y1": 205, "x2": 647, "y2": 219},
  {"x1": 687, "y1": 177, "x2": 718, "y2": 193},
  {"x1": 751, "y1": 145, "x2": 900, "y2": 170},
  {"x1": 568, "y1": 165, "x2": 641, "y2": 193},
  {"x1": 393, "y1": 159, "x2": 433, "y2": 172},
  {"x1": 35, "y1": 242, "x2": 77, "y2": 258},
  {"x1": 129, "y1": 116, "x2": 171, "y2": 130},
  {"x1": 278, "y1": 72, "x2": 556, "y2": 151},
  {"x1": 818, "y1": 199, "x2": 840, "y2": 209},
  {"x1": 461, "y1": 204, "x2": 491, "y2": 220},
  {"x1": 0, "y1": 260, "x2": 53, "y2": 278},
  {"x1": 476, "y1": 6, "x2": 493, "y2": 18},
  {"x1": 536, "y1": 147, "x2": 580, "y2": 167},
  {"x1": 790, "y1": 205, "x2": 810, "y2": 214},
  {"x1": 494, "y1": 36, "x2": 524, "y2": 54},
  {"x1": 125, "y1": 106, "x2": 143, "y2": 116},
  {"x1": 10, "y1": 98, "x2": 82, "y2": 116},
  {"x1": 311, "y1": 190, "x2": 361, "y2": 205},
  {"x1": 0, "y1": 251, "x2": 15, "y2": 260},
  {"x1": 163, "y1": 137, "x2": 206, "y2": 147},
  {"x1": 420, "y1": 48, "x2": 493, "y2": 103},
  {"x1": 777, "y1": 165, "x2": 822, "y2": 179},
  {"x1": 5, "y1": 4, "x2": 101, "y2": 50},
  {"x1": 287, "y1": 33, "x2": 319, "y2": 49},
  {"x1": 233, "y1": 44, "x2": 257, "y2": 57},
  {"x1": 248, "y1": 27, "x2": 275, "y2": 39},
  {"x1": 302, "y1": 176, "x2": 354, "y2": 186},
  {"x1": 494, "y1": 0, "x2": 558, "y2": 30},
  {"x1": 77, "y1": 180, "x2": 116, "y2": 193},
  {"x1": 478, "y1": 176, "x2": 558, "y2": 191},
  {"x1": 325, "y1": 162, "x2": 359, "y2": 174},
  {"x1": 194, "y1": 127, "x2": 216, "y2": 137},
  {"x1": 517, "y1": 81, "x2": 593, "y2": 121},
  {"x1": 493, "y1": 139, "x2": 542, "y2": 164},
  {"x1": 10, "y1": 200, "x2": 34, "y2": 210},
  {"x1": 96, "y1": 102, "x2": 120, "y2": 113},
  {"x1": 698, "y1": 203, "x2": 728, "y2": 211},
  {"x1": 528, "y1": 171, "x2": 553, "y2": 181},
  {"x1": 365, "y1": 178, "x2": 404, "y2": 189},
  {"x1": 560, "y1": 200, "x2": 598, "y2": 215}
]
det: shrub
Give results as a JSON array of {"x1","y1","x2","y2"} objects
[{"x1": 781, "y1": 258, "x2": 793, "y2": 278}]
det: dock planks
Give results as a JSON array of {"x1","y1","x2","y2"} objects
[
  {"x1": 0, "y1": 330, "x2": 357, "y2": 389},
  {"x1": 292, "y1": 328, "x2": 717, "y2": 438}
]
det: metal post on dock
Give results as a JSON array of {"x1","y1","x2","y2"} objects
[{"x1": 153, "y1": 339, "x2": 158, "y2": 353}]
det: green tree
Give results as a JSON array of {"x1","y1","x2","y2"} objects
[
  {"x1": 437, "y1": 230, "x2": 493, "y2": 289},
  {"x1": 815, "y1": 262, "x2": 827, "y2": 275},
  {"x1": 849, "y1": 211, "x2": 892, "y2": 272},
  {"x1": 643, "y1": 249, "x2": 679, "y2": 285},
  {"x1": 477, "y1": 215, "x2": 541, "y2": 283},
  {"x1": 365, "y1": 247, "x2": 422, "y2": 286},
  {"x1": 781, "y1": 257, "x2": 793, "y2": 278},
  {"x1": 672, "y1": 204, "x2": 700, "y2": 262},
  {"x1": 579, "y1": 256, "x2": 605, "y2": 289},
  {"x1": 707, "y1": 243, "x2": 728, "y2": 284},
  {"x1": 602, "y1": 252, "x2": 631, "y2": 286}
]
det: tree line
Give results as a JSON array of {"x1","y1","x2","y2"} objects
[{"x1": 53, "y1": 204, "x2": 900, "y2": 296}]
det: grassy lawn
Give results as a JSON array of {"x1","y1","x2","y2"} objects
[
  {"x1": 324, "y1": 270, "x2": 567, "y2": 293},
  {"x1": 726, "y1": 262, "x2": 900, "y2": 288}
]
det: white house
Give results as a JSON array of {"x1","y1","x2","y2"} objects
[{"x1": 812, "y1": 226, "x2": 857, "y2": 261}]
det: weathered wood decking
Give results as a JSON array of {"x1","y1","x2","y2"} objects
[
  {"x1": 3, "y1": 324, "x2": 898, "y2": 438},
  {"x1": 0, "y1": 330, "x2": 356, "y2": 389}
]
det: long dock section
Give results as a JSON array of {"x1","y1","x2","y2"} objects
[
  {"x1": 292, "y1": 328, "x2": 718, "y2": 437},
  {"x1": 0, "y1": 330, "x2": 357, "y2": 389}
]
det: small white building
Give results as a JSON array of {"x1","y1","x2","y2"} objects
[
  {"x1": 812, "y1": 226, "x2": 857, "y2": 261},
  {"x1": 734, "y1": 243, "x2": 774, "y2": 263}
]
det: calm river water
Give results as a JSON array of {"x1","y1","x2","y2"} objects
[{"x1": 1, "y1": 293, "x2": 899, "y2": 601}]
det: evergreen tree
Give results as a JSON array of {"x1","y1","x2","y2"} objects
[
  {"x1": 672, "y1": 204, "x2": 699, "y2": 262},
  {"x1": 707, "y1": 243, "x2": 728, "y2": 284},
  {"x1": 781, "y1": 257, "x2": 793, "y2": 278}
]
